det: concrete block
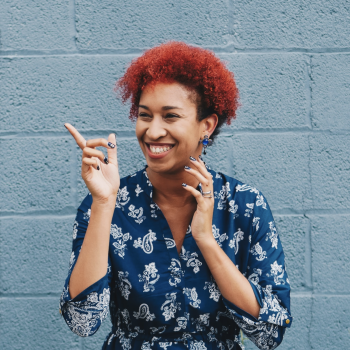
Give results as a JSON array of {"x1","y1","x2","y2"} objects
[
  {"x1": 204, "y1": 135, "x2": 233, "y2": 176},
  {"x1": 230, "y1": 0, "x2": 350, "y2": 49},
  {"x1": 1, "y1": 0, "x2": 73, "y2": 50},
  {"x1": 311, "y1": 54, "x2": 350, "y2": 130},
  {"x1": 231, "y1": 134, "x2": 312, "y2": 211},
  {"x1": 218, "y1": 54, "x2": 309, "y2": 130},
  {"x1": 82, "y1": 317, "x2": 112, "y2": 350},
  {"x1": 0, "y1": 56, "x2": 135, "y2": 132},
  {"x1": 0, "y1": 297, "x2": 80, "y2": 350},
  {"x1": 0, "y1": 217, "x2": 73, "y2": 294},
  {"x1": 310, "y1": 134, "x2": 350, "y2": 209},
  {"x1": 311, "y1": 215, "x2": 350, "y2": 293},
  {"x1": 275, "y1": 215, "x2": 309, "y2": 291},
  {"x1": 0, "y1": 137, "x2": 73, "y2": 213},
  {"x1": 310, "y1": 296, "x2": 350, "y2": 349},
  {"x1": 75, "y1": 0, "x2": 230, "y2": 49},
  {"x1": 76, "y1": 137, "x2": 145, "y2": 205}
]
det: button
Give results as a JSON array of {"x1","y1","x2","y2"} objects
[{"x1": 286, "y1": 319, "x2": 290, "y2": 324}]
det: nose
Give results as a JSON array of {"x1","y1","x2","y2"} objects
[{"x1": 146, "y1": 118, "x2": 167, "y2": 140}]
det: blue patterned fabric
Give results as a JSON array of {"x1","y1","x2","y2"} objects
[{"x1": 60, "y1": 166, "x2": 292, "y2": 350}]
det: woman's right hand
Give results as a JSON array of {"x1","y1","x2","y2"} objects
[{"x1": 64, "y1": 123, "x2": 120, "y2": 204}]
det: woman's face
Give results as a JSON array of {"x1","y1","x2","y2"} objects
[{"x1": 136, "y1": 81, "x2": 212, "y2": 175}]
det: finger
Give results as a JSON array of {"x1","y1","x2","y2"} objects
[
  {"x1": 82, "y1": 157, "x2": 101, "y2": 171},
  {"x1": 83, "y1": 147, "x2": 108, "y2": 164},
  {"x1": 182, "y1": 183, "x2": 203, "y2": 201},
  {"x1": 106, "y1": 133, "x2": 118, "y2": 166},
  {"x1": 184, "y1": 166, "x2": 210, "y2": 187},
  {"x1": 85, "y1": 137, "x2": 116, "y2": 149},
  {"x1": 64, "y1": 123, "x2": 87, "y2": 150},
  {"x1": 189, "y1": 156, "x2": 212, "y2": 181}
]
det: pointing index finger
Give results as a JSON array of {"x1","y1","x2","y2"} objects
[{"x1": 64, "y1": 123, "x2": 87, "y2": 150}]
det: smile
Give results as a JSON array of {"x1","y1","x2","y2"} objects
[
  {"x1": 149, "y1": 145, "x2": 173, "y2": 154},
  {"x1": 145, "y1": 143, "x2": 175, "y2": 159}
]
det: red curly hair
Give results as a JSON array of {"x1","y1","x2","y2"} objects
[{"x1": 115, "y1": 41, "x2": 239, "y2": 141}]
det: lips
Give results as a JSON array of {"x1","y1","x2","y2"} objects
[{"x1": 145, "y1": 142, "x2": 175, "y2": 159}]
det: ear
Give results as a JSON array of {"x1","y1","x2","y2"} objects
[{"x1": 201, "y1": 114, "x2": 218, "y2": 138}]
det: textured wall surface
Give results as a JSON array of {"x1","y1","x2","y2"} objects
[{"x1": 1, "y1": 1, "x2": 350, "y2": 349}]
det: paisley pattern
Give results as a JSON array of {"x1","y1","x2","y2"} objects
[{"x1": 60, "y1": 166, "x2": 292, "y2": 349}]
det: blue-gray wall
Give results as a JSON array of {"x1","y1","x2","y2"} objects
[{"x1": 1, "y1": 1, "x2": 349, "y2": 349}]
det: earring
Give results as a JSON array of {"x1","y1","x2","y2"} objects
[{"x1": 199, "y1": 135, "x2": 212, "y2": 155}]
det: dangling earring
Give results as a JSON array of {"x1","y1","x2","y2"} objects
[{"x1": 199, "y1": 135, "x2": 212, "y2": 155}]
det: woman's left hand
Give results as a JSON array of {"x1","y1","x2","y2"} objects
[{"x1": 182, "y1": 156, "x2": 215, "y2": 244}]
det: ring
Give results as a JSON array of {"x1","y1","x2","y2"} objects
[
  {"x1": 202, "y1": 191, "x2": 211, "y2": 195},
  {"x1": 202, "y1": 194, "x2": 213, "y2": 198}
]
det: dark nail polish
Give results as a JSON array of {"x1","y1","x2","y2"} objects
[
  {"x1": 184, "y1": 166, "x2": 191, "y2": 170},
  {"x1": 64, "y1": 124, "x2": 68, "y2": 129},
  {"x1": 107, "y1": 142, "x2": 115, "y2": 149},
  {"x1": 97, "y1": 165, "x2": 100, "y2": 170},
  {"x1": 199, "y1": 155, "x2": 203, "y2": 161},
  {"x1": 189, "y1": 156, "x2": 196, "y2": 161},
  {"x1": 182, "y1": 183, "x2": 187, "y2": 187},
  {"x1": 104, "y1": 157, "x2": 109, "y2": 164}
]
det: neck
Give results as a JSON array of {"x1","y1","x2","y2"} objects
[{"x1": 146, "y1": 167, "x2": 198, "y2": 207}]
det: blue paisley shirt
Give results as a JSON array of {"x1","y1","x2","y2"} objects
[{"x1": 60, "y1": 166, "x2": 292, "y2": 350}]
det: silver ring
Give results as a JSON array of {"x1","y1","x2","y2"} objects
[
  {"x1": 202, "y1": 194, "x2": 213, "y2": 198},
  {"x1": 202, "y1": 190, "x2": 211, "y2": 195}
]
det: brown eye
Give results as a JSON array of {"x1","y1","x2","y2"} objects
[
  {"x1": 165, "y1": 114, "x2": 179, "y2": 119},
  {"x1": 138, "y1": 113, "x2": 151, "y2": 118}
]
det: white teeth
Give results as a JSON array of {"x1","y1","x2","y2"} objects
[{"x1": 149, "y1": 145, "x2": 173, "y2": 154}]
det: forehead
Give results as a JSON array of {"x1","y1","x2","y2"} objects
[{"x1": 139, "y1": 82, "x2": 198, "y2": 109}]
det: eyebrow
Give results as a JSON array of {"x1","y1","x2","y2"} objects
[{"x1": 138, "y1": 105, "x2": 183, "y2": 111}]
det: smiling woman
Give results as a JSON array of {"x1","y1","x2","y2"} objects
[{"x1": 60, "y1": 41, "x2": 292, "y2": 350}]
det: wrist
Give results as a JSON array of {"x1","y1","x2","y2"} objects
[
  {"x1": 91, "y1": 197, "x2": 116, "y2": 211},
  {"x1": 194, "y1": 234, "x2": 217, "y2": 250}
]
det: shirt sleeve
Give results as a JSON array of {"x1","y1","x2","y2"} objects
[
  {"x1": 59, "y1": 193, "x2": 113, "y2": 337},
  {"x1": 222, "y1": 191, "x2": 292, "y2": 350}
]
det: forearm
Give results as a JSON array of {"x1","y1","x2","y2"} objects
[
  {"x1": 196, "y1": 236, "x2": 260, "y2": 319},
  {"x1": 69, "y1": 199, "x2": 115, "y2": 299}
]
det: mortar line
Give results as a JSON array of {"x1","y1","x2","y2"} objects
[
  {"x1": 1, "y1": 291, "x2": 348, "y2": 299},
  {"x1": 304, "y1": 215, "x2": 313, "y2": 289},
  {"x1": 72, "y1": 141, "x2": 79, "y2": 208},
  {"x1": 2, "y1": 128, "x2": 350, "y2": 139},
  {"x1": 69, "y1": 0, "x2": 78, "y2": 51},
  {"x1": 305, "y1": 55, "x2": 313, "y2": 129},
  {"x1": 2, "y1": 208, "x2": 350, "y2": 219},
  {"x1": 1, "y1": 47, "x2": 350, "y2": 58}
]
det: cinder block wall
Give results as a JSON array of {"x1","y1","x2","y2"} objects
[{"x1": 1, "y1": 1, "x2": 349, "y2": 349}]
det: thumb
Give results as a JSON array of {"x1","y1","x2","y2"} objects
[{"x1": 107, "y1": 133, "x2": 118, "y2": 166}]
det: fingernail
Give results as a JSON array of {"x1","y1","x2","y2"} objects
[
  {"x1": 64, "y1": 124, "x2": 68, "y2": 129},
  {"x1": 198, "y1": 155, "x2": 203, "y2": 161},
  {"x1": 182, "y1": 183, "x2": 187, "y2": 187},
  {"x1": 97, "y1": 165, "x2": 100, "y2": 170},
  {"x1": 184, "y1": 166, "x2": 191, "y2": 170},
  {"x1": 107, "y1": 142, "x2": 115, "y2": 149},
  {"x1": 189, "y1": 156, "x2": 196, "y2": 161},
  {"x1": 104, "y1": 157, "x2": 109, "y2": 164}
]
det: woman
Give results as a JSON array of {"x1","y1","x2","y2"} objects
[{"x1": 60, "y1": 41, "x2": 292, "y2": 350}]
